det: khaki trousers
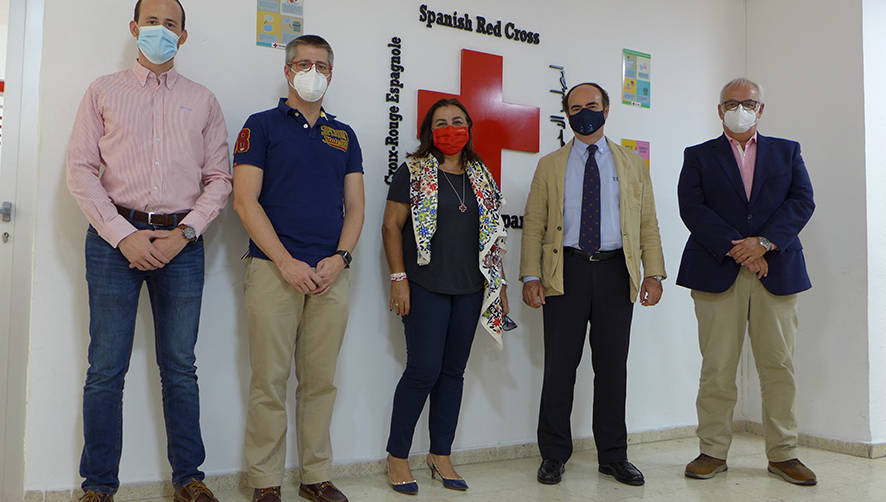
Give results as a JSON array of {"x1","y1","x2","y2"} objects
[
  {"x1": 691, "y1": 267, "x2": 799, "y2": 462},
  {"x1": 243, "y1": 257, "x2": 350, "y2": 488}
]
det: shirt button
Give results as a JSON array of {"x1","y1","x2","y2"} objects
[
  {"x1": 154, "y1": 161, "x2": 160, "y2": 166},
  {"x1": 556, "y1": 226, "x2": 562, "y2": 231},
  {"x1": 747, "y1": 214, "x2": 752, "y2": 221},
  {"x1": 303, "y1": 124, "x2": 309, "y2": 129},
  {"x1": 155, "y1": 137, "x2": 161, "y2": 142},
  {"x1": 153, "y1": 186, "x2": 158, "y2": 191}
]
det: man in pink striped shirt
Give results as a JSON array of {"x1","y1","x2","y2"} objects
[{"x1": 65, "y1": 1, "x2": 231, "y2": 501}]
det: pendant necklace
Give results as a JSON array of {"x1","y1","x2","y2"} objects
[{"x1": 441, "y1": 169, "x2": 468, "y2": 213}]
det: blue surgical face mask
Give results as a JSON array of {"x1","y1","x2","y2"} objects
[
  {"x1": 137, "y1": 25, "x2": 181, "y2": 65},
  {"x1": 568, "y1": 107, "x2": 606, "y2": 136}
]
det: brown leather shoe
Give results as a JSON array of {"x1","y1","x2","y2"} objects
[
  {"x1": 685, "y1": 454, "x2": 727, "y2": 479},
  {"x1": 79, "y1": 491, "x2": 114, "y2": 502},
  {"x1": 252, "y1": 486, "x2": 282, "y2": 502},
  {"x1": 174, "y1": 479, "x2": 219, "y2": 502},
  {"x1": 768, "y1": 459, "x2": 817, "y2": 485},
  {"x1": 299, "y1": 481, "x2": 348, "y2": 502}
]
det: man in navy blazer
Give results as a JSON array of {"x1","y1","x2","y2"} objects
[{"x1": 678, "y1": 78, "x2": 816, "y2": 486}]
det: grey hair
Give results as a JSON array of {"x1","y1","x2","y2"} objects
[
  {"x1": 719, "y1": 78, "x2": 764, "y2": 104},
  {"x1": 285, "y1": 35, "x2": 334, "y2": 66}
]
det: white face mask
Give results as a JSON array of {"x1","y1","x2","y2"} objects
[
  {"x1": 723, "y1": 105, "x2": 758, "y2": 134},
  {"x1": 290, "y1": 66, "x2": 328, "y2": 102}
]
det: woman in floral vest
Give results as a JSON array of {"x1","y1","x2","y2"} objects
[{"x1": 381, "y1": 98, "x2": 508, "y2": 495}]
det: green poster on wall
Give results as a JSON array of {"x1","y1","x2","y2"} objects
[{"x1": 622, "y1": 49, "x2": 651, "y2": 109}]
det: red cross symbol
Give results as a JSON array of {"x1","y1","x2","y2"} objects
[{"x1": 417, "y1": 49, "x2": 540, "y2": 185}]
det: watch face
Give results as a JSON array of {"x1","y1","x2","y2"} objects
[{"x1": 181, "y1": 225, "x2": 196, "y2": 241}]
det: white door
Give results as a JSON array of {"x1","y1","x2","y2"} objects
[{"x1": 0, "y1": 0, "x2": 43, "y2": 499}]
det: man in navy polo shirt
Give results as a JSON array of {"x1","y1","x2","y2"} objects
[{"x1": 232, "y1": 34, "x2": 364, "y2": 502}]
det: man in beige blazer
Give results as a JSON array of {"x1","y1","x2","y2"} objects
[{"x1": 520, "y1": 83, "x2": 665, "y2": 487}]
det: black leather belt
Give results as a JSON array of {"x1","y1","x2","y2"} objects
[
  {"x1": 115, "y1": 204, "x2": 189, "y2": 227},
  {"x1": 564, "y1": 246, "x2": 624, "y2": 262}
]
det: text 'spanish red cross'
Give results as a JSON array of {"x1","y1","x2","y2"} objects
[{"x1": 417, "y1": 49, "x2": 540, "y2": 185}]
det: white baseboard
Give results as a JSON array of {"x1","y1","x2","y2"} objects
[{"x1": 25, "y1": 425, "x2": 698, "y2": 502}]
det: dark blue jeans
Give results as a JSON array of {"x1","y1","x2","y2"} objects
[
  {"x1": 386, "y1": 282, "x2": 483, "y2": 458},
  {"x1": 80, "y1": 223, "x2": 206, "y2": 494}
]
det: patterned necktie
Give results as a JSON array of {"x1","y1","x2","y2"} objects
[{"x1": 579, "y1": 144, "x2": 601, "y2": 253}]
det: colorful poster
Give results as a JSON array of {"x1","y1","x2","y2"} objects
[
  {"x1": 622, "y1": 49, "x2": 651, "y2": 109},
  {"x1": 622, "y1": 139, "x2": 651, "y2": 170},
  {"x1": 257, "y1": 0, "x2": 304, "y2": 49}
]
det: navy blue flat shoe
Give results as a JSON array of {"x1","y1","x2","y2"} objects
[{"x1": 427, "y1": 458, "x2": 469, "y2": 491}]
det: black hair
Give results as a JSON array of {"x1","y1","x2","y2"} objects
[
  {"x1": 409, "y1": 98, "x2": 483, "y2": 166},
  {"x1": 562, "y1": 82, "x2": 610, "y2": 114}
]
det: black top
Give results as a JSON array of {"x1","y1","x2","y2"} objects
[{"x1": 387, "y1": 162, "x2": 484, "y2": 295}]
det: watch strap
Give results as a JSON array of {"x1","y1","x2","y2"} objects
[{"x1": 335, "y1": 249, "x2": 352, "y2": 266}]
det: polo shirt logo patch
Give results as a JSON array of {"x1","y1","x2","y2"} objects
[
  {"x1": 320, "y1": 126, "x2": 349, "y2": 152},
  {"x1": 235, "y1": 128, "x2": 251, "y2": 153}
]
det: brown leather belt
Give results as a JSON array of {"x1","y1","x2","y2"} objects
[
  {"x1": 115, "y1": 204, "x2": 189, "y2": 227},
  {"x1": 564, "y1": 246, "x2": 624, "y2": 262}
]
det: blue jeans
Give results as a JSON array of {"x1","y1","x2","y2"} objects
[
  {"x1": 80, "y1": 223, "x2": 206, "y2": 494},
  {"x1": 386, "y1": 282, "x2": 483, "y2": 458}
]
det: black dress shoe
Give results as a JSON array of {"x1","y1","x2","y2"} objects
[
  {"x1": 537, "y1": 459, "x2": 566, "y2": 485},
  {"x1": 598, "y1": 459, "x2": 644, "y2": 486}
]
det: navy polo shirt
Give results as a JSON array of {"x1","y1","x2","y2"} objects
[{"x1": 233, "y1": 98, "x2": 363, "y2": 266}]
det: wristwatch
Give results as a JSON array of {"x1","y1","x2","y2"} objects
[
  {"x1": 758, "y1": 236, "x2": 772, "y2": 252},
  {"x1": 335, "y1": 249, "x2": 352, "y2": 266},
  {"x1": 177, "y1": 224, "x2": 197, "y2": 243}
]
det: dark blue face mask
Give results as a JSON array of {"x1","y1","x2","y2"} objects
[{"x1": 568, "y1": 107, "x2": 606, "y2": 136}]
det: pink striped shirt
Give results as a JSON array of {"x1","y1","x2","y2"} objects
[
  {"x1": 726, "y1": 132, "x2": 758, "y2": 200},
  {"x1": 66, "y1": 62, "x2": 232, "y2": 247}
]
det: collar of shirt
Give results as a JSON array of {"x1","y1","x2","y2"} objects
[
  {"x1": 572, "y1": 134, "x2": 610, "y2": 160},
  {"x1": 276, "y1": 97, "x2": 335, "y2": 123},
  {"x1": 726, "y1": 131, "x2": 758, "y2": 154},
  {"x1": 130, "y1": 60, "x2": 179, "y2": 90}
]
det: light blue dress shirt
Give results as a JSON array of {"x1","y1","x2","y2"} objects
[
  {"x1": 522, "y1": 136, "x2": 623, "y2": 284},
  {"x1": 563, "y1": 136, "x2": 623, "y2": 251}
]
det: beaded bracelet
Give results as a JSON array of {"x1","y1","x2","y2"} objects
[{"x1": 390, "y1": 272, "x2": 408, "y2": 282}]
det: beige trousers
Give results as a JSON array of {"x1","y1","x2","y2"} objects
[
  {"x1": 243, "y1": 257, "x2": 350, "y2": 488},
  {"x1": 691, "y1": 267, "x2": 800, "y2": 462}
]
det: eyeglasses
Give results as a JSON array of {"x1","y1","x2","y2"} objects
[
  {"x1": 288, "y1": 60, "x2": 332, "y2": 76},
  {"x1": 721, "y1": 99, "x2": 760, "y2": 111}
]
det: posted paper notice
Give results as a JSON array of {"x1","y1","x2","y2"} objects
[
  {"x1": 622, "y1": 139, "x2": 651, "y2": 170},
  {"x1": 622, "y1": 49, "x2": 651, "y2": 109},
  {"x1": 257, "y1": 0, "x2": 304, "y2": 49}
]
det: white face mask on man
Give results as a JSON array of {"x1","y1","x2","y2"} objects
[
  {"x1": 290, "y1": 65, "x2": 328, "y2": 102},
  {"x1": 723, "y1": 105, "x2": 758, "y2": 134}
]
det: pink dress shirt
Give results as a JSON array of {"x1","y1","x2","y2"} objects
[
  {"x1": 66, "y1": 62, "x2": 232, "y2": 248},
  {"x1": 726, "y1": 132, "x2": 757, "y2": 200}
]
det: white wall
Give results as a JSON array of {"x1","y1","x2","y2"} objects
[
  {"x1": 864, "y1": 0, "x2": 886, "y2": 444},
  {"x1": 0, "y1": 0, "x2": 8, "y2": 80},
  {"x1": 25, "y1": 0, "x2": 747, "y2": 491},
  {"x1": 742, "y1": 0, "x2": 871, "y2": 443}
]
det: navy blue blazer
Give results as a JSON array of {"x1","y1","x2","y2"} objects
[{"x1": 676, "y1": 133, "x2": 814, "y2": 295}]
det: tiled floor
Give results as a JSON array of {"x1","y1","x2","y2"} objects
[{"x1": 135, "y1": 433, "x2": 886, "y2": 501}]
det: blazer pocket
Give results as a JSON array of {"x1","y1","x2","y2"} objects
[{"x1": 541, "y1": 242, "x2": 560, "y2": 285}]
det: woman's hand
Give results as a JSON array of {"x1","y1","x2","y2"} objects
[{"x1": 390, "y1": 280, "x2": 410, "y2": 316}]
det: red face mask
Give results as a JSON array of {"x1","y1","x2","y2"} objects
[{"x1": 432, "y1": 126, "x2": 470, "y2": 156}]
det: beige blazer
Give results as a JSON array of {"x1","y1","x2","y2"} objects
[{"x1": 520, "y1": 138, "x2": 666, "y2": 301}]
